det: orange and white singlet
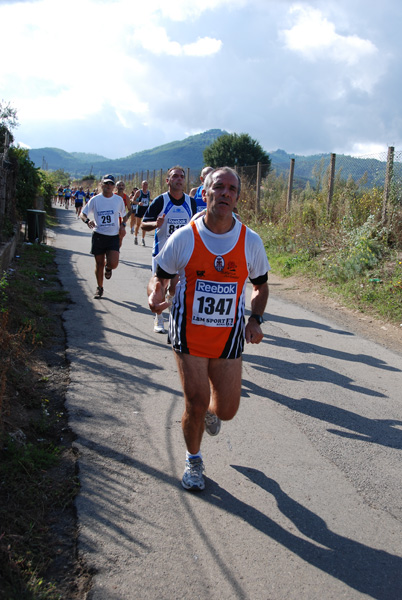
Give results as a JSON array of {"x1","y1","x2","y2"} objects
[{"x1": 170, "y1": 220, "x2": 250, "y2": 358}]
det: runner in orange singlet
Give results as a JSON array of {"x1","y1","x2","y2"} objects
[{"x1": 148, "y1": 167, "x2": 270, "y2": 491}]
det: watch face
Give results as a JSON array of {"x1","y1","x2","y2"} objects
[{"x1": 251, "y1": 314, "x2": 263, "y2": 324}]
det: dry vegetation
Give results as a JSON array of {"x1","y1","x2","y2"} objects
[{"x1": 0, "y1": 242, "x2": 91, "y2": 599}]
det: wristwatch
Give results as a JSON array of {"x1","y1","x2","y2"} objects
[
  {"x1": 85, "y1": 218, "x2": 90, "y2": 224},
  {"x1": 249, "y1": 313, "x2": 263, "y2": 325},
  {"x1": 121, "y1": 221, "x2": 126, "y2": 227}
]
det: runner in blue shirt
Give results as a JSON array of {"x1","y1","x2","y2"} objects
[
  {"x1": 189, "y1": 166, "x2": 213, "y2": 213},
  {"x1": 74, "y1": 187, "x2": 86, "y2": 218},
  {"x1": 63, "y1": 186, "x2": 72, "y2": 209}
]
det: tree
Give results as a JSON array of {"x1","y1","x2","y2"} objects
[
  {"x1": 47, "y1": 168, "x2": 71, "y2": 187},
  {"x1": 8, "y1": 147, "x2": 41, "y2": 217},
  {"x1": 39, "y1": 170, "x2": 56, "y2": 211},
  {"x1": 0, "y1": 100, "x2": 18, "y2": 151},
  {"x1": 203, "y1": 133, "x2": 271, "y2": 177},
  {"x1": 81, "y1": 173, "x2": 96, "y2": 182}
]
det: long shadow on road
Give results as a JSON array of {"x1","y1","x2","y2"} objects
[
  {"x1": 228, "y1": 465, "x2": 402, "y2": 600},
  {"x1": 261, "y1": 332, "x2": 400, "y2": 372},
  {"x1": 241, "y1": 378, "x2": 402, "y2": 450},
  {"x1": 266, "y1": 310, "x2": 354, "y2": 336},
  {"x1": 73, "y1": 435, "x2": 402, "y2": 600},
  {"x1": 243, "y1": 352, "x2": 387, "y2": 397}
]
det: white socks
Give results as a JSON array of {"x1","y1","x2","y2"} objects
[{"x1": 186, "y1": 450, "x2": 202, "y2": 460}]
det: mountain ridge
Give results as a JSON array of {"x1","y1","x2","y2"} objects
[
  {"x1": 28, "y1": 129, "x2": 389, "y2": 187},
  {"x1": 28, "y1": 129, "x2": 227, "y2": 177}
]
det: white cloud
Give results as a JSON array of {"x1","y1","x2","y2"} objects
[
  {"x1": 133, "y1": 25, "x2": 221, "y2": 57},
  {"x1": 280, "y1": 4, "x2": 384, "y2": 94},
  {"x1": 15, "y1": 141, "x2": 31, "y2": 150},
  {"x1": 346, "y1": 142, "x2": 389, "y2": 157},
  {"x1": 0, "y1": 0, "x2": 222, "y2": 132},
  {"x1": 282, "y1": 5, "x2": 377, "y2": 65},
  {"x1": 155, "y1": 0, "x2": 247, "y2": 21},
  {"x1": 183, "y1": 37, "x2": 222, "y2": 57},
  {"x1": 1, "y1": 0, "x2": 401, "y2": 158}
]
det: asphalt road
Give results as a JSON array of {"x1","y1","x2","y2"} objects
[{"x1": 53, "y1": 206, "x2": 402, "y2": 600}]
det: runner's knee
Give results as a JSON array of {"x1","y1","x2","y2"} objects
[
  {"x1": 215, "y1": 402, "x2": 240, "y2": 421},
  {"x1": 184, "y1": 395, "x2": 210, "y2": 420}
]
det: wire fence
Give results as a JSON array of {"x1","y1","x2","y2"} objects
[
  {"x1": 114, "y1": 149, "x2": 402, "y2": 208},
  {"x1": 1, "y1": 146, "x2": 401, "y2": 245},
  {"x1": 233, "y1": 148, "x2": 402, "y2": 224},
  {"x1": 240, "y1": 150, "x2": 402, "y2": 191}
]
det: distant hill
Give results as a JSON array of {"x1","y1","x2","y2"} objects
[
  {"x1": 268, "y1": 149, "x2": 389, "y2": 188},
  {"x1": 28, "y1": 129, "x2": 227, "y2": 178},
  {"x1": 28, "y1": 131, "x2": 390, "y2": 188},
  {"x1": 29, "y1": 148, "x2": 86, "y2": 173},
  {"x1": 70, "y1": 152, "x2": 109, "y2": 163}
]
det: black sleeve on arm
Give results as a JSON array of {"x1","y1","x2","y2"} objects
[
  {"x1": 155, "y1": 265, "x2": 176, "y2": 279},
  {"x1": 249, "y1": 273, "x2": 268, "y2": 285},
  {"x1": 142, "y1": 196, "x2": 163, "y2": 221},
  {"x1": 190, "y1": 197, "x2": 198, "y2": 215}
]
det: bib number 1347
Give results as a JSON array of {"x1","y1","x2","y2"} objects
[
  {"x1": 197, "y1": 296, "x2": 233, "y2": 315},
  {"x1": 192, "y1": 279, "x2": 237, "y2": 327}
]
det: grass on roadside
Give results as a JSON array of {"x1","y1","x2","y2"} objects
[
  {"x1": 0, "y1": 241, "x2": 80, "y2": 600},
  {"x1": 249, "y1": 210, "x2": 402, "y2": 326}
]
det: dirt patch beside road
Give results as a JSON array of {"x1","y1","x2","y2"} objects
[{"x1": 268, "y1": 272, "x2": 402, "y2": 355}]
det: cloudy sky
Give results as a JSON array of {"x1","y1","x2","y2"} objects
[{"x1": 0, "y1": 0, "x2": 400, "y2": 159}]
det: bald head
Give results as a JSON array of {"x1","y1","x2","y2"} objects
[{"x1": 200, "y1": 166, "x2": 214, "y2": 182}]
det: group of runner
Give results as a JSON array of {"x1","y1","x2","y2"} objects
[
  {"x1": 77, "y1": 166, "x2": 270, "y2": 492},
  {"x1": 55, "y1": 180, "x2": 150, "y2": 226},
  {"x1": 55, "y1": 185, "x2": 95, "y2": 213}
]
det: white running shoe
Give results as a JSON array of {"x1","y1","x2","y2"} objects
[
  {"x1": 141, "y1": 238, "x2": 145, "y2": 246},
  {"x1": 154, "y1": 313, "x2": 165, "y2": 333},
  {"x1": 182, "y1": 457, "x2": 205, "y2": 491}
]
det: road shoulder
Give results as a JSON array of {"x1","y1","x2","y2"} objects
[{"x1": 268, "y1": 271, "x2": 402, "y2": 355}]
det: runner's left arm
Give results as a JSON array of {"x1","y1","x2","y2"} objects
[{"x1": 245, "y1": 278, "x2": 269, "y2": 344}]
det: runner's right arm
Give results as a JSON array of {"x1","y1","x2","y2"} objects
[{"x1": 140, "y1": 196, "x2": 164, "y2": 231}]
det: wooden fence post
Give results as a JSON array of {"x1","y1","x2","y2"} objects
[
  {"x1": 286, "y1": 158, "x2": 295, "y2": 212},
  {"x1": 382, "y1": 146, "x2": 394, "y2": 225},
  {"x1": 255, "y1": 162, "x2": 261, "y2": 216},
  {"x1": 327, "y1": 153, "x2": 336, "y2": 214}
]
